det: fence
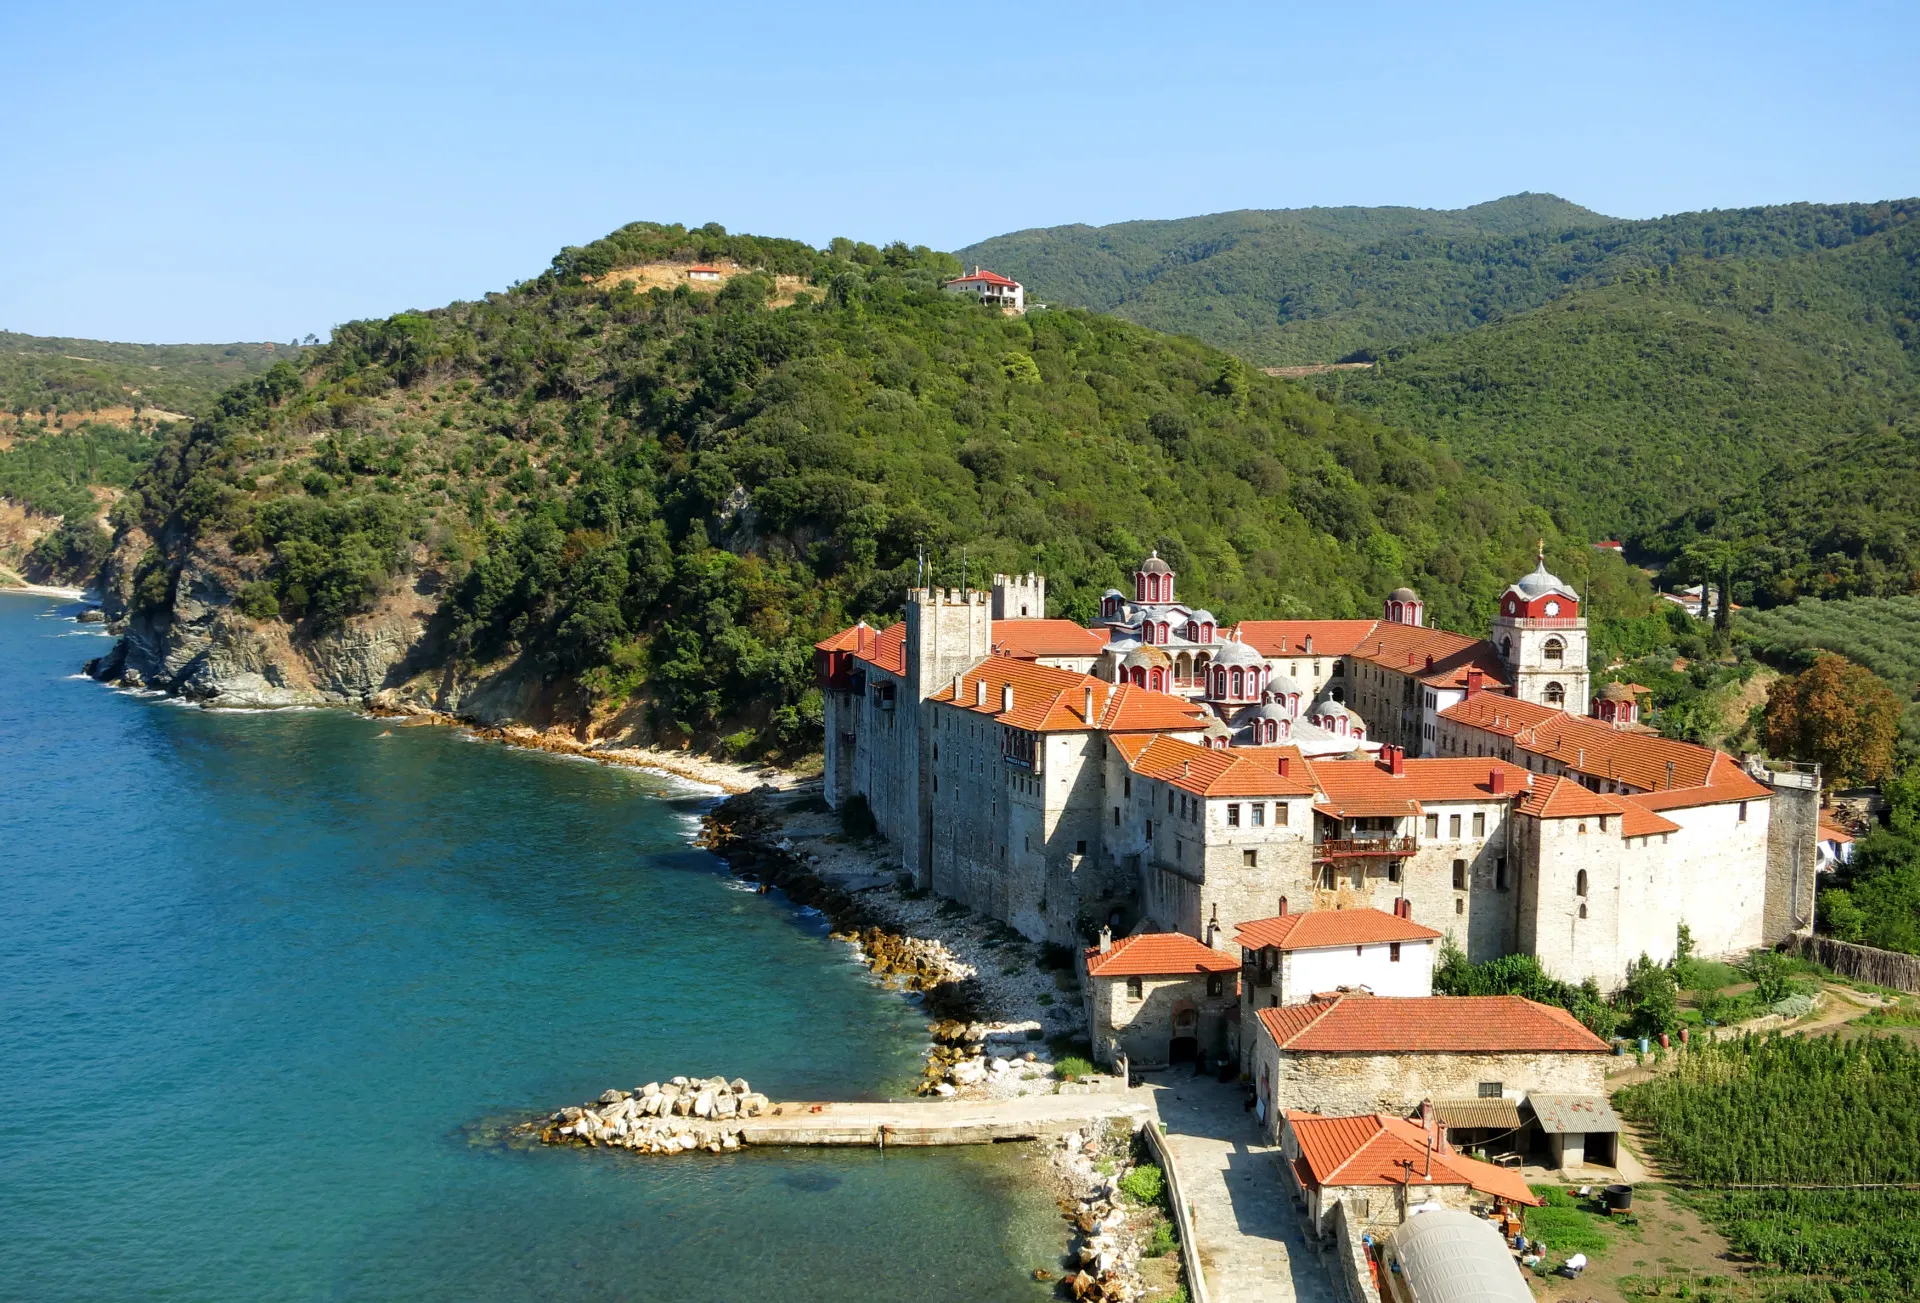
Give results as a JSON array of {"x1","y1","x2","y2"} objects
[
  {"x1": 1141, "y1": 1120, "x2": 1211, "y2": 1303},
  {"x1": 1787, "y1": 933, "x2": 1920, "y2": 993}
]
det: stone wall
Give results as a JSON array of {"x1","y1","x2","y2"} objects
[
  {"x1": 1764, "y1": 770, "x2": 1820, "y2": 944},
  {"x1": 1253, "y1": 1046, "x2": 1607, "y2": 1140},
  {"x1": 1787, "y1": 934, "x2": 1920, "y2": 993}
]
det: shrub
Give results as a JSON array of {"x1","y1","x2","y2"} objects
[
  {"x1": 1144, "y1": 1219, "x2": 1176, "y2": 1258},
  {"x1": 1118, "y1": 1161, "x2": 1165, "y2": 1207},
  {"x1": 1053, "y1": 1055, "x2": 1094, "y2": 1081},
  {"x1": 236, "y1": 581, "x2": 280, "y2": 620}
]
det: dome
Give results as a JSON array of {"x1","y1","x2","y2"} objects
[
  {"x1": 1211, "y1": 639, "x2": 1263, "y2": 667},
  {"x1": 1236, "y1": 700, "x2": 1291, "y2": 724},
  {"x1": 1598, "y1": 681, "x2": 1636, "y2": 703},
  {"x1": 1137, "y1": 551, "x2": 1173, "y2": 576},
  {"x1": 1267, "y1": 673, "x2": 1302, "y2": 698},
  {"x1": 1188, "y1": 608, "x2": 1217, "y2": 625},
  {"x1": 1312, "y1": 696, "x2": 1358, "y2": 722},
  {"x1": 1102, "y1": 587, "x2": 1124, "y2": 599},
  {"x1": 1388, "y1": 586, "x2": 1420, "y2": 602},
  {"x1": 1201, "y1": 717, "x2": 1234, "y2": 739},
  {"x1": 1512, "y1": 557, "x2": 1577, "y2": 600},
  {"x1": 1122, "y1": 645, "x2": 1172, "y2": 670}
]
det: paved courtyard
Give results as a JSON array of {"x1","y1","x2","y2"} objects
[{"x1": 1145, "y1": 1073, "x2": 1340, "y2": 1303}]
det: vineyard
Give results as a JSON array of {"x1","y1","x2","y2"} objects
[
  {"x1": 1739, "y1": 598, "x2": 1920, "y2": 737},
  {"x1": 1615, "y1": 1033, "x2": 1920, "y2": 1298}
]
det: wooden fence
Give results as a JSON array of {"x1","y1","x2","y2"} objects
[{"x1": 1787, "y1": 933, "x2": 1920, "y2": 993}]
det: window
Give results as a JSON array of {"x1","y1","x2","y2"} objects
[
  {"x1": 1545, "y1": 681, "x2": 1566, "y2": 707},
  {"x1": 1453, "y1": 858, "x2": 1467, "y2": 890},
  {"x1": 1244, "y1": 849, "x2": 1258, "y2": 868},
  {"x1": 1075, "y1": 840, "x2": 1087, "y2": 856},
  {"x1": 1387, "y1": 861, "x2": 1402, "y2": 883},
  {"x1": 1146, "y1": 820, "x2": 1154, "y2": 838},
  {"x1": 1598, "y1": 814, "x2": 1608, "y2": 832},
  {"x1": 1113, "y1": 807, "x2": 1120, "y2": 827},
  {"x1": 1351, "y1": 867, "x2": 1364, "y2": 888},
  {"x1": 1319, "y1": 864, "x2": 1336, "y2": 889},
  {"x1": 1495, "y1": 857, "x2": 1509, "y2": 891},
  {"x1": 1227, "y1": 803, "x2": 1240, "y2": 827},
  {"x1": 1124, "y1": 774, "x2": 1132, "y2": 798},
  {"x1": 1472, "y1": 812, "x2": 1486, "y2": 837},
  {"x1": 1455, "y1": 898, "x2": 1465, "y2": 915},
  {"x1": 1207, "y1": 974, "x2": 1224, "y2": 997},
  {"x1": 1252, "y1": 804, "x2": 1265, "y2": 827},
  {"x1": 1126, "y1": 976, "x2": 1143, "y2": 999},
  {"x1": 1168, "y1": 791, "x2": 1175, "y2": 813},
  {"x1": 1276, "y1": 803, "x2": 1288, "y2": 827},
  {"x1": 1544, "y1": 637, "x2": 1565, "y2": 665},
  {"x1": 1390, "y1": 943, "x2": 1401, "y2": 963},
  {"x1": 1477, "y1": 1081, "x2": 1503, "y2": 1098},
  {"x1": 1449, "y1": 813, "x2": 1462, "y2": 838},
  {"x1": 1739, "y1": 801, "x2": 1749, "y2": 822},
  {"x1": 1425, "y1": 813, "x2": 1439, "y2": 838},
  {"x1": 1176, "y1": 841, "x2": 1183, "y2": 861},
  {"x1": 1576, "y1": 869, "x2": 1588, "y2": 897}
]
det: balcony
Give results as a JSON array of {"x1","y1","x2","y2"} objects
[{"x1": 1315, "y1": 836, "x2": 1419, "y2": 861}]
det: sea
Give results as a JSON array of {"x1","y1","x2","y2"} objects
[{"x1": 0, "y1": 593, "x2": 1059, "y2": 1301}]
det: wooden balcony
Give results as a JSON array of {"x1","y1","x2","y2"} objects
[{"x1": 1315, "y1": 836, "x2": 1419, "y2": 861}]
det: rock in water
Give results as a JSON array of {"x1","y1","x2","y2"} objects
[{"x1": 598, "y1": 1089, "x2": 625, "y2": 1105}]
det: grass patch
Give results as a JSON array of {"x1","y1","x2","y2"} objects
[
  {"x1": 1681, "y1": 959, "x2": 1745, "y2": 994},
  {"x1": 1054, "y1": 1055, "x2": 1095, "y2": 1081},
  {"x1": 1524, "y1": 1186, "x2": 1614, "y2": 1257},
  {"x1": 1144, "y1": 1218, "x2": 1177, "y2": 1258}
]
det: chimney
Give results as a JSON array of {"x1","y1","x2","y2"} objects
[
  {"x1": 975, "y1": 680, "x2": 988, "y2": 708},
  {"x1": 1384, "y1": 745, "x2": 1404, "y2": 776},
  {"x1": 1277, "y1": 896, "x2": 1288, "y2": 916},
  {"x1": 1279, "y1": 636, "x2": 1288, "y2": 653},
  {"x1": 1436, "y1": 1118, "x2": 1450, "y2": 1155},
  {"x1": 1424, "y1": 654, "x2": 1434, "y2": 672},
  {"x1": 952, "y1": 673, "x2": 963, "y2": 700},
  {"x1": 1002, "y1": 684, "x2": 1015, "y2": 713},
  {"x1": 1305, "y1": 635, "x2": 1314, "y2": 655},
  {"x1": 1085, "y1": 687, "x2": 1096, "y2": 723},
  {"x1": 1278, "y1": 755, "x2": 1290, "y2": 777},
  {"x1": 1666, "y1": 759, "x2": 1676, "y2": 789},
  {"x1": 1489, "y1": 768, "x2": 1506, "y2": 795},
  {"x1": 1466, "y1": 667, "x2": 1484, "y2": 698},
  {"x1": 1098, "y1": 926, "x2": 1112, "y2": 954}
]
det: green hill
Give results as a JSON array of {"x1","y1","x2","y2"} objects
[
  {"x1": 1328, "y1": 221, "x2": 1920, "y2": 542},
  {"x1": 111, "y1": 221, "x2": 1651, "y2": 752},
  {"x1": 958, "y1": 197, "x2": 1917, "y2": 367},
  {"x1": 0, "y1": 331, "x2": 304, "y2": 423}
]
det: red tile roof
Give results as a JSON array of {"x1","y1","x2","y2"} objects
[
  {"x1": 687, "y1": 263, "x2": 724, "y2": 273},
  {"x1": 1085, "y1": 932, "x2": 1239, "y2": 978},
  {"x1": 928, "y1": 657, "x2": 1207, "y2": 735},
  {"x1": 1112, "y1": 735, "x2": 1316, "y2": 798},
  {"x1": 1287, "y1": 1112, "x2": 1540, "y2": 1206},
  {"x1": 1819, "y1": 818, "x2": 1855, "y2": 845},
  {"x1": 1349, "y1": 622, "x2": 1510, "y2": 690},
  {"x1": 1234, "y1": 908, "x2": 1441, "y2": 951},
  {"x1": 948, "y1": 268, "x2": 1019, "y2": 287},
  {"x1": 1306, "y1": 757, "x2": 1534, "y2": 820},
  {"x1": 815, "y1": 621, "x2": 908, "y2": 675},
  {"x1": 1256, "y1": 993, "x2": 1610, "y2": 1054},
  {"x1": 1233, "y1": 620, "x2": 1378, "y2": 658},
  {"x1": 1512, "y1": 773, "x2": 1626, "y2": 820},
  {"x1": 992, "y1": 620, "x2": 1109, "y2": 659}
]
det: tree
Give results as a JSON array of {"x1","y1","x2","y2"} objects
[
  {"x1": 1764, "y1": 653, "x2": 1901, "y2": 786},
  {"x1": 1622, "y1": 953, "x2": 1678, "y2": 1037}
]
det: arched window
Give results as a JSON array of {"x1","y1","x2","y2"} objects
[
  {"x1": 1150, "y1": 575, "x2": 1163, "y2": 602},
  {"x1": 1390, "y1": 601, "x2": 1403, "y2": 622},
  {"x1": 1130, "y1": 666, "x2": 1146, "y2": 688},
  {"x1": 1103, "y1": 596, "x2": 1117, "y2": 619},
  {"x1": 1201, "y1": 623, "x2": 1213, "y2": 641},
  {"x1": 1576, "y1": 869, "x2": 1589, "y2": 897},
  {"x1": 1545, "y1": 682, "x2": 1566, "y2": 707},
  {"x1": 1330, "y1": 686, "x2": 1344, "y2": 703},
  {"x1": 1500, "y1": 636, "x2": 1513, "y2": 662},
  {"x1": 1149, "y1": 667, "x2": 1165, "y2": 691},
  {"x1": 1544, "y1": 638, "x2": 1565, "y2": 665},
  {"x1": 1158, "y1": 622, "x2": 1171, "y2": 643},
  {"x1": 1231, "y1": 667, "x2": 1245, "y2": 698}
]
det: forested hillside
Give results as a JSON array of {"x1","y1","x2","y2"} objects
[
  {"x1": 958, "y1": 197, "x2": 1915, "y2": 366},
  {"x1": 111, "y1": 221, "x2": 1651, "y2": 752},
  {"x1": 1331, "y1": 222, "x2": 1920, "y2": 545},
  {"x1": 0, "y1": 332, "x2": 302, "y2": 424}
]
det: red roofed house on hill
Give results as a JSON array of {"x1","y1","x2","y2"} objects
[
  {"x1": 1250, "y1": 992, "x2": 1610, "y2": 1138},
  {"x1": 944, "y1": 265, "x2": 1025, "y2": 313}
]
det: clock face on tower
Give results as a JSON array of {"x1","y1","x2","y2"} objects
[{"x1": 1545, "y1": 600, "x2": 1561, "y2": 617}]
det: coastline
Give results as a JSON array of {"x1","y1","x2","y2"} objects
[{"x1": 0, "y1": 582, "x2": 93, "y2": 601}]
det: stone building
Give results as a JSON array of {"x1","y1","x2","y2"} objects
[
  {"x1": 1250, "y1": 992, "x2": 1611, "y2": 1138},
  {"x1": 1281, "y1": 1108, "x2": 1540, "y2": 1241},
  {"x1": 1082, "y1": 929, "x2": 1240, "y2": 1069},
  {"x1": 815, "y1": 551, "x2": 1805, "y2": 986}
]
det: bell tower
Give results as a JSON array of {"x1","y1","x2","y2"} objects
[{"x1": 1491, "y1": 544, "x2": 1589, "y2": 714}]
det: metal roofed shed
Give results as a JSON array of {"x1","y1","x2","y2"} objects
[
  {"x1": 1526, "y1": 1093, "x2": 1620, "y2": 1171},
  {"x1": 1430, "y1": 1098, "x2": 1523, "y2": 1131},
  {"x1": 1383, "y1": 1208, "x2": 1533, "y2": 1303}
]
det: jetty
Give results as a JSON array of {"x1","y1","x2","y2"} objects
[{"x1": 739, "y1": 1091, "x2": 1152, "y2": 1147}]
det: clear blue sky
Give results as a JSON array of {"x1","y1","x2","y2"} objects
[{"x1": 1, "y1": 0, "x2": 1912, "y2": 343}]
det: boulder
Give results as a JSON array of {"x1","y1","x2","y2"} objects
[
  {"x1": 728, "y1": 1078, "x2": 750, "y2": 1096},
  {"x1": 742, "y1": 1093, "x2": 768, "y2": 1115},
  {"x1": 714, "y1": 1095, "x2": 738, "y2": 1119},
  {"x1": 639, "y1": 1082, "x2": 660, "y2": 1097},
  {"x1": 671, "y1": 1076, "x2": 689, "y2": 1088},
  {"x1": 560, "y1": 1107, "x2": 584, "y2": 1123},
  {"x1": 599, "y1": 1089, "x2": 626, "y2": 1105},
  {"x1": 671, "y1": 1094, "x2": 693, "y2": 1117},
  {"x1": 934, "y1": 1082, "x2": 958, "y2": 1097},
  {"x1": 693, "y1": 1090, "x2": 715, "y2": 1119}
]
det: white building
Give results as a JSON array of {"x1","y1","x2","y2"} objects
[{"x1": 943, "y1": 266, "x2": 1025, "y2": 313}]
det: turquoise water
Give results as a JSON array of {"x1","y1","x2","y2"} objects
[{"x1": 0, "y1": 595, "x2": 1058, "y2": 1301}]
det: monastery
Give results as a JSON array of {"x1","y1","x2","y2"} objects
[{"x1": 815, "y1": 553, "x2": 1819, "y2": 999}]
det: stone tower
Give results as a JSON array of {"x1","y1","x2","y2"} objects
[
  {"x1": 1491, "y1": 549, "x2": 1590, "y2": 714},
  {"x1": 901, "y1": 586, "x2": 992, "y2": 889},
  {"x1": 992, "y1": 572, "x2": 1047, "y2": 620}
]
